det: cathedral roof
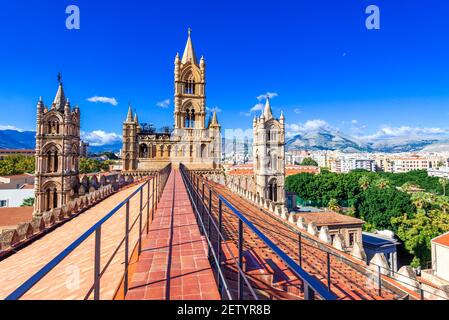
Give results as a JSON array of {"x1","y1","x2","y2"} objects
[
  {"x1": 181, "y1": 28, "x2": 198, "y2": 65},
  {"x1": 52, "y1": 82, "x2": 67, "y2": 110}
]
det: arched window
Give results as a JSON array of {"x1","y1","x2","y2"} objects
[
  {"x1": 46, "y1": 149, "x2": 59, "y2": 173},
  {"x1": 191, "y1": 110, "x2": 195, "y2": 128},
  {"x1": 185, "y1": 110, "x2": 190, "y2": 128}
]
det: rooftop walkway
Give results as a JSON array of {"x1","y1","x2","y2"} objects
[
  {"x1": 0, "y1": 182, "x2": 147, "y2": 300},
  {"x1": 125, "y1": 170, "x2": 220, "y2": 300}
]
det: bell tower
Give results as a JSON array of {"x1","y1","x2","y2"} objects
[
  {"x1": 253, "y1": 98, "x2": 286, "y2": 205},
  {"x1": 174, "y1": 29, "x2": 206, "y2": 132},
  {"x1": 34, "y1": 75, "x2": 81, "y2": 216}
]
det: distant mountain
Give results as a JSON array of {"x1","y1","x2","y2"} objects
[
  {"x1": 0, "y1": 129, "x2": 122, "y2": 153},
  {"x1": 286, "y1": 128, "x2": 449, "y2": 153},
  {"x1": 2, "y1": 128, "x2": 449, "y2": 154},
  {"x1": 286, "y1": 129, "x2": 372, "y2": 153},
  {"x1": 0, "y1": 130, "x2": 36, "y2": 150}
]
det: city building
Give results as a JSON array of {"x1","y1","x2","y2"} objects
[
  {"x1": 122, "y1": 30, "x2": 221, "y2": 171},
  {"x1": 295, "y1": 211, "x2": 364, "y2": 249},
  {"x1": 79, "y1": 141, "x2": 89, "y2": 158},
  {"x1": 0, "y1": 149, "x2": 35, "y2": 160},
  {"x1": 428, "y1": 167, "x2": 449, "y2": 179},
  {"x1": 0, "y1": 174, "x2": 34, "y2": 190},
  {"x1": 0, "y1": 185, "x2": 34, "y2": 208}
]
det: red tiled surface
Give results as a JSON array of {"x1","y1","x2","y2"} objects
[
  {"x1": 0, "y1": 182, "x2": 151, "y2": 300},
  {"x1": 197, "y1": 177, "x2": 403, "y2": 300},
  {"x1": 126, "y1": 170, "x2": 220, "y2": 301}
]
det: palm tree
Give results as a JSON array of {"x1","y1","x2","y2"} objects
[
  {"x1": 375, "y1": 178, "x2": 391, "y2": 190},
  {"x1": 328, "y1": 199, "x2": 341, "y2": 213},
  {"x1": 21, "y1": 197, "x2": 35, "y2": 207},
  {"x1": 359, "y1": 176, "x2": 370, "y2": 191},
  {"x1": 439, "y1": 178, "x2": 448, "y2": 196}
]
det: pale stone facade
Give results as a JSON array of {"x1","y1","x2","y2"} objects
[
  {"x1": 34, "y1": 80, "x2": 81, "y2": 216},
  {"x1": 122, "y1": 30, "x2": 221, "y2": 172},
  {"x1": 253, "y1": 99, "x2": 286, "y2": 204}
]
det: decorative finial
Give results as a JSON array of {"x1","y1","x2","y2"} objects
[
  {"x1": 188, "y1": 27, "x2": 192, "y2": 37},
  {"x1": 57, "y1": 72, "x2": 62, "y2": 84}
]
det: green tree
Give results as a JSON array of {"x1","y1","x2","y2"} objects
[
  {"x1": 300, "y1": 157, "x2": 318, "y2": 167},
  {"x1": 439, "y1": 178, "x2": 448, "y2": 196},
  {"x1": 393, "y1": 207, "x2": 449, "y2": 268},
  {"x1": 327, "y1": 198, "x2": 342, "y2": 213},
  {"x1": 79, "y1": 158, "x2": 111, "y2": 174},
  {"x1": 375, "y1": 178, "x2": 391, "y2": 190},
  {"x1": 21, "y1": 197, "x2": 35, "y2": 207},
  {"x1": 359, "y1": 175, "x2": 371, "y2": 191},
  {"x1": 0, "y1": 155, "x2": 35, "y2": 176},
  {"x1": 355, "y1": 187, "x2": 415, "y2": 231}
]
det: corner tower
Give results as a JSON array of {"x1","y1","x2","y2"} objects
[
  {"x1": 174, "y1": 29, "x2": 206, "y2": 132},
  {"x1": 253, "y1": 98, "x2": 286, "y2": 204},
  {"x1": 34, "y1": 76, "x2": 81, "y2": 216}
]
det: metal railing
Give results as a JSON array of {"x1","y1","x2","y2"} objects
[
  {"x1": 5, "y1": 164, "x2": 171, "y2": 300},
  {"x1": 180, "y1": 165, "x2": 336, "y2": 300},
  {"x1": 222, "y1": 181, "x2": 449, "y2": 300}
]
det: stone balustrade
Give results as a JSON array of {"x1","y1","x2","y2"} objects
[{"x1": 0, "y1": 183, "x2": 118, "y2": 254}]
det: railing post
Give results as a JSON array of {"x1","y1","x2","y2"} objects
[
  {"x1": 420, "y1": 288, "x2": 425, "y2": 300},
  {"x1": 304, "y1": 284, "x2": 315, "y2": 300},
  {"x1": 139, "y1": 188, "x2": 143, "y2": 255},
  {"x1": 378, "y1": 265, "x2": 382, "y2": 297},
  {"x1": 298, "y1": 233, "x2": 302, "y2": 267},
  {"x1": 218, "y1": 199, "x2": 223, "y2": 288},
  {"x1": 124, "y1": 201, "x2": 130, "y2": 297},
  {"x1": 202, "y1": 182, "x2": 205, "y2": 221},
  {"x1": 238, "y1": 219, "x2": 244, "y2": 300},
  {"x1": 94, "y1": 226, "x2": 101, "y2": 300},
  {"x1": 327, "y1": 252, "x2": 331, "y2": 292},
  {"x1": 146, "y1": 180, "x2": 150, "y2": 234},
  {"x1": 152, "y1": 177, "x2": 156, "y2": 218}
]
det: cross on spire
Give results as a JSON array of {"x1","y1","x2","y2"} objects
[{"x1": 57, "y1": 72, "x2": 62, "y2": 84}]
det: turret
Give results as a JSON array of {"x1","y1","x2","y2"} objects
[
  {"x1": 125, "y1": 105, "x2": 133, "y2": 123},
  {"x1": 64, "y1": 99, "x2": 71, "y2": 123}
]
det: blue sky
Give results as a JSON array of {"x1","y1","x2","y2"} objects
[{"x1": 0, "y1": 0, "x2": 449, "y2": 146}]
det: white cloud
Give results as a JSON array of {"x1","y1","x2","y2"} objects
[
  {"x1": 207, "y1": 106, "x2": 222, "y2": 113},
  {"x1": 285, "y1": 119, "x2": 333, "y2": 138},
  {"x1": 87, "y1": 96, "x2": 118, "y2": 106},
  {"x1": 240, "y1": 112, "x2": 251, "y2": 117},
  {"x1": 156, "y1": 99, "x2": 171, "y2": 109},
  {"x1": 293, "y1": 108, "x2": 302, "y2": 115},
  {"x1": 358, "y1": 126, "x2": 449, "y2": 141},
  {"x1": 257, "y1": 92, "x2": 278, "y2": 101},
  {"x1": 0, "y1": 125, "x2": 25, "y2": 132},
  {"x1": 81, "y1": 130, "x2": 122, "y2": 147},
  {"x1": 250, "y1": 103, "x2": 264, "y2": 113}
]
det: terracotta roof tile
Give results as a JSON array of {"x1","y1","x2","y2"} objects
[
  {"x1": 0, "y1": 207, "x2": 33, "y2": 228},
  {"x1": 296, "y1": 211, "x2": 364, "y2": 227},
  {"x1": 433, "y1": 232, "x2": 449, "y2": 248}
]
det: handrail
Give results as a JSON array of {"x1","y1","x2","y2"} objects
[
  {"x1": 180, "y1": 165, "x2": 259, "y2": 300},
  {"x1": 183, "y1": 165, "x2": 337, "y2": 300},
  {"x1": 5, "y1": 164, "x2": 172, "y2": 300}
]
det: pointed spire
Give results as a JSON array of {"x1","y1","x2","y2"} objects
[
  {"x1": 181, "y1": 28, "x2": 198, "y2": 65},
  {"x1": 280, "y1": 111, "x2": 285, "y2": 121},
  {"x1": 52, "y1": 81, "x2": 67, "y2": 110},
  {"x1": 134, "y1": 111, "x2": 139, "y2": 125},
  {"x1": 126, "y1": 104, "x2": 133, "y2": 122},
  {"x1": 263, "y1": 98, "x2": 273, "y2": 120},
  {"x1": 210, "y1": 111, "x2": 219, "y2": 127}
]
